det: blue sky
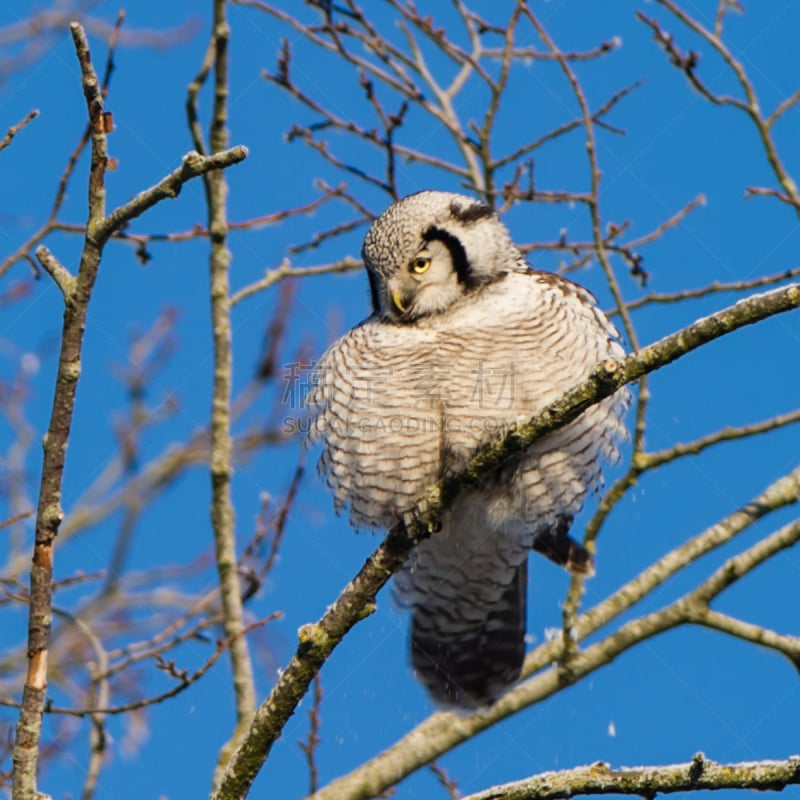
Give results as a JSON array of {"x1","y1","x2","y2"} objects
[{"x1": 1, "y1": 1, "x2": 799, "y2": 798}]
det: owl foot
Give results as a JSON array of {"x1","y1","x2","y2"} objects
[{"x1": 532, "y1": 521, "x2": 595, "y2": 576}]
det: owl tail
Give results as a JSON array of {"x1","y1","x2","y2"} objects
[{"x1": 410, "y1": 560, "x2": 527, "y2": 711}]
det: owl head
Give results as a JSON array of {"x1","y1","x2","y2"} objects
[{"x1": 362, "y1": 191, "x2": 526, "y2": 322}]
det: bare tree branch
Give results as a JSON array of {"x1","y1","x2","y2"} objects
[
  {"x1": 640, "y1": 2, "x2": 800, "y2": 214},
  {"x1": 191, "y1": 0, "x2": 258, "y2": 786},
  {"x1": 0, "y1": 110, "x2": 38, "y2": 153},
  {"x1": 311, "y1": 467, "x2": 800, "y2": 800},
  {"x1": 9, "y1": 21, "x2": 247, "y2": 800},
  {"x1": 464, "y1": 754, "x2": 800, "y2": 800},
  {"x1": 230, "y1": 257, "x2": 362, "y2": 306}
]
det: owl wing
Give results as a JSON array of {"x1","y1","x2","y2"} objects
[
  {"x1": 433, "y1": 269, "x2": 629, "y2": 524},
  {"x1": 306, "y1": 318, "x2": 457, "y2": 530}
]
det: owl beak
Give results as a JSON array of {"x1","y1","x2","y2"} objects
[
  {"x1": 388, "y1": 275, "x2": 417, "y2": 317},
  {"x1": 390, "y1": 288, "x2": 409, "y2": 314}
]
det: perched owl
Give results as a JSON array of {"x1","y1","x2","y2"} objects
[{"x1": 307, "y1": 191, "x2": 629, "y2": 710}]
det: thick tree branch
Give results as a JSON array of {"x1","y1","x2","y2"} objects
[
  {"x1": 464, "y1": 754, "x2": 800, "y2": 800},
  {"x1": 12, "y1": 25, "x2": 110, "y2": 799},
  {"x1": 311, "y1": 467, "x2": 800, "y2": 800},
  {"x1": 212, "y1": 284, "x2": 800, "y2": 799},
  {"x1": 197, "y1": 0, "x2": 258, "y2": 786},
  {"x1": 690, "y1": 609, "x2": 800, "y2": 668}
]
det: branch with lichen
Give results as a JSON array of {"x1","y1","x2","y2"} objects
[
  {"x1": 309, "y1": 466, "x2": 800, "y2": 800},
  {"x1": 211, "y1": 283, "x2": 800, "y2": 799},
  {"x1": 187, "y1": 0, "x2": 258, "y2": 786},
  {"x1": 463, "y1": 754, "x2": 800, "y2": 800},
  {"x1": 10, "y1": 21, "x2": 246, "y2": 800}
]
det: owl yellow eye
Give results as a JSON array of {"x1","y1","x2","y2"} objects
[{"x1": 411, "y1": 255, "x2": 431, "y2": 274}]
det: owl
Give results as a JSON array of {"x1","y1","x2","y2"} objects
[{"x1": 307, "y1": 191, "x2": 629, "y2": 710}]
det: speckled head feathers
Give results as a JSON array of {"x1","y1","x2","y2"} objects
[
  {"x1": 362, "y1": 191, "x2": 523, "y2": 279},
  {"x1": 362, "y1": 191, "x2": 527, "y2": 320}
]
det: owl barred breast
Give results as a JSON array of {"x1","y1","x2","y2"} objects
[{"x1": 307, "y1": 191, "x2": 629, "y2": 710}]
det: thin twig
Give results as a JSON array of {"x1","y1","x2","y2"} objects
[
  {"x1": 621, "y1": 267, "x2": 800, "y2": 314},
  {"x1": 231, "y1": 257, "x2": 362, "y2": 306},
  {"x1": 0, "y1": 110, "x2": 39, "y2": 153},
  {"x1": 642, "y1": 3, "x2": 800, "y2": 213},
  {"x1": 0, "y1": 618, "x2": 278, "y2": 719},
  {"x1": 584, "y1": 405, "x2": 800, "y2": 544},
  {"x1": 520, "y1": 7, "x2": 648, "y2": 645},
  {"x1": 298, "y1": 677, "x2": 323, "y2": 795}
]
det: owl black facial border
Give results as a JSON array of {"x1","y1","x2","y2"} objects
[
  {"x1": 448, "y1": 199, "x2": 493, "y2": 224},
  {"x1": 421, "y1": 225, "x2": 477, "y2": 289}
]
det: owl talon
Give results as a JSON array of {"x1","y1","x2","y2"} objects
[{"x1": 566, "y1": 541, "x2": 595, "y2": 577}]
